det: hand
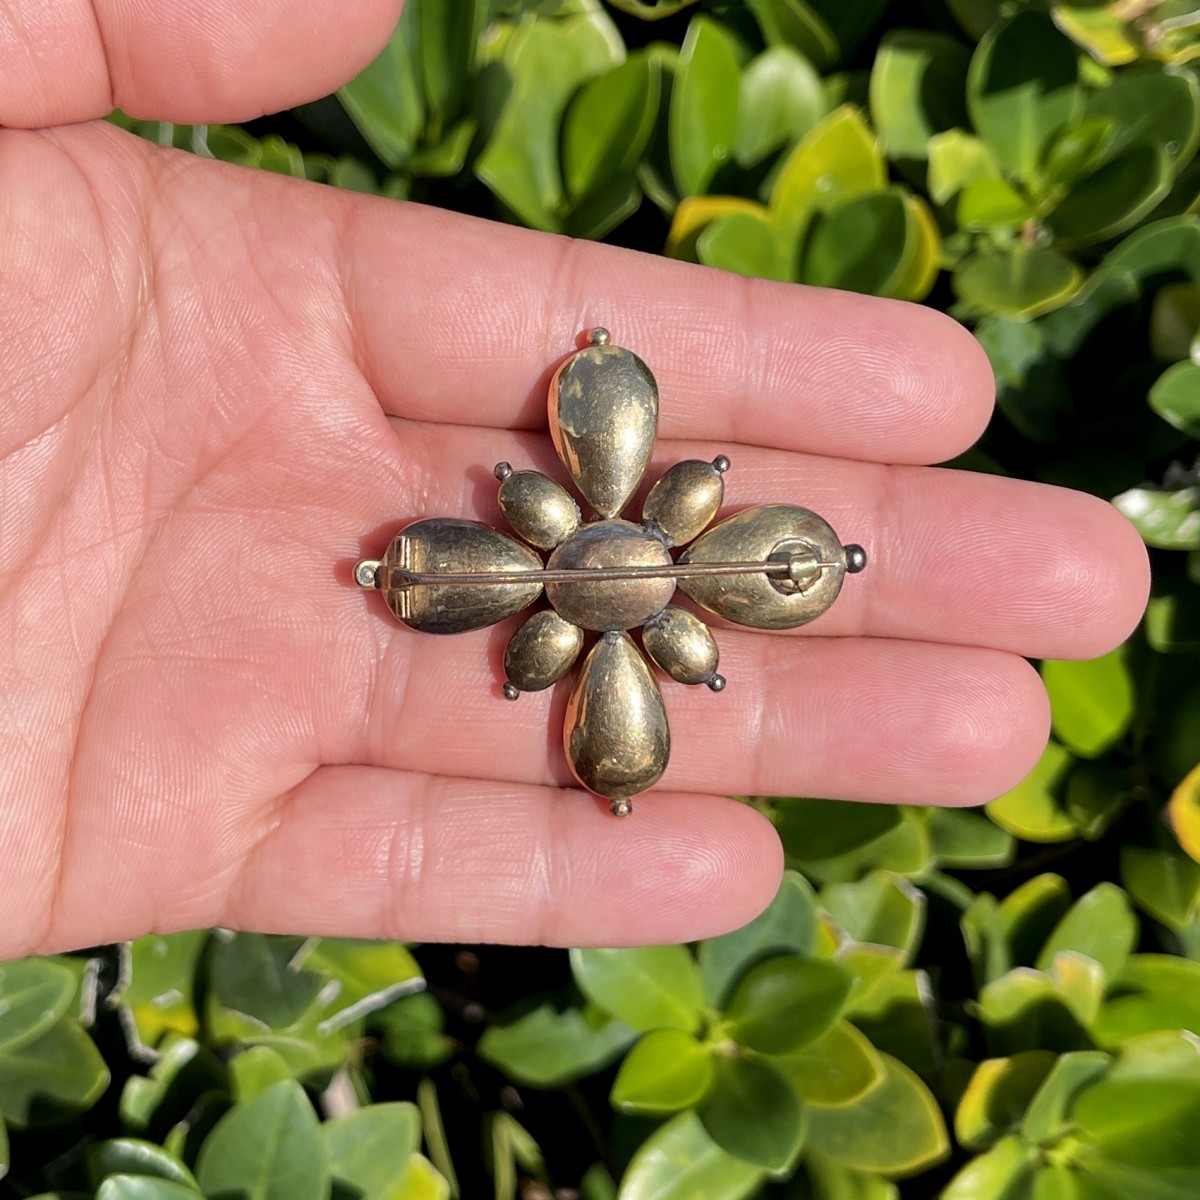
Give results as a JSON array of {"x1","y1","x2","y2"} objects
[{"x1": 0, "y1": 1, "x2": 1149, "y2": 961}]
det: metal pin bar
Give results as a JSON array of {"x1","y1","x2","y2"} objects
[{"x1": 356, "y1": 557, "x2": 842, "y2": 590}]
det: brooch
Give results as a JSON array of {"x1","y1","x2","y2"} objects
[{"x1": 355, "y1": 329, "x2": 865, "y2": 815}]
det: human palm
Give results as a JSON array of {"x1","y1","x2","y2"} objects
[{"x1": 0, "y1": 1, "x2": 1150, "y2": 962}]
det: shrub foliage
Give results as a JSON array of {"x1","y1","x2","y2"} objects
[{"x1": 5, "y1": 1, "x2": 1200, "y2": 1197}]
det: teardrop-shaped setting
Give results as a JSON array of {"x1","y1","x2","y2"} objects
[
  {"x1": 548, "y1": 342, "x2": 658, "y2": 518},
  {"x1": 642, "y1": 459, "x2": 726, "y2": 547},
  {"x1": 497, "y1": 468, "x2": 581, "y2": 549},
  {"x1": 383, "y1": 518, "x2": 543, "y2": 634},
  {"x1": 678, "y1": 505, "x2": 848, "y2": 630},
  {"x1": 564, "y1": 632, "x2": 670, "y2": 807},
  {"x1": 504, "y1": 610, "x2": 584, "y2": 693},
  {"x1": 643, "y1": 606, "x2": 720, "y2": 685}
]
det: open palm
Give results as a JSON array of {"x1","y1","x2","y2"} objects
[{"x1": 0, "y1": 0, "x2": 1150, "y2": 962}]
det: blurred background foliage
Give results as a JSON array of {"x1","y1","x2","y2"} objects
[{"x1": 4, "y1": 0, "x2": 1200, "y2": 1196}]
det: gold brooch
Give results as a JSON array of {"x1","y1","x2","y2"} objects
[{"x1": 356, "y1": 329, "x2": 865, "y2": 815}]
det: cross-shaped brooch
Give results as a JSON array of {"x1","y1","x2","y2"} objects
[{"x1": 355, "y1": 328, "x2": 866, "y2": 815}]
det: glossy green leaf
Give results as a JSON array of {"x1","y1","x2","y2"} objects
[
  {"x1": 390, "y1": 1154, "x2": 448, "y2": 1200},
  {"x1": 697, "y1": 1055, "x2": 807, "y2": 1171},
  {"x1": 322, "y1": 1103, "x2": 420, "y2": 1200},
  {"x1": 990, "y1": 747, "x2": 1076, "y2": 844},
  {"x1": 958, "y1": 177, "x2": 1034, "y2": 228},
  {"x1": 1042, "y1": 116, "x2": 1117, "y2": 187},
  {"x1": 88, "y1": 1140, "x2": 197, "y2": 1189},
  {"x1": 1151, "y1": 283, "x2": 1200, "y2": 361},
  {"x1": 476, "y1": 9, "x2": 623, "y2": 229},
  {"x1": 377, "y1": 992, "x2": 454, "y2": 1070},
  {"x1": 928, "y1": 129, "x2": 1003, "y2": 204},
  {"x1": 977, "y1": 969, "x2": 1092, "y2": 1055},
  {"x1": 0, "y1": 1018, "x2": 109, "y2": 1128},
  {"x1": 700, "y1": 870, "x2": 817, "y2": 1005},
  {"x1": 118, "y1": 933, "x2": 207, "y2": 1051},
  {"x1": 1086, "y1": 67, "x2": 1200, "y2": 167},
  {"x1": 564, "y1": 53, "x2": 660, "y2": 202},
  {"x1": 773, "y1": 1020, "x2": 885, "y2": 1108},
  {"x1": 571, "y1": 947, "x2": 705, "y2": 1033},
  {"x1": 1073, "y1": 1031, "x2": 1200, "y2": 1169},
  {"x1": 942, "y1": 1135, "x2": 1037, "y2": 1200},
  {"x1": 1002, "y1": 874, "x2": 1074, "y2": 966},
  {"x1": 804, "y1": 188, "x2": 920, "y2": 296},
  {"x1": 697, "y1": 211, "x2": 791, "y2": 280},
  {"x1": 228, "y1": 1045, "x2": 294, "y2": 1102},
  {"x1": 735, "y1": 46, "x2": 824, "y2": 168},
  {"x1": 618, "y1": 1110, "x2": 765, "y2": 1200},
  {"x1": 805, "y1": 1152, "x2": 899, "y2": 1200},
  {"x1": 745, "y1": 0, "x2": 838, "y2": 72},
  {"x1": 1043, "y1": 652, "x2": 1135, "y2": 760},
  {"x1": 1151, "y1": 360, "x2": 1200, "y2": 439},
  {"x1": 927, "y1": 808, "x2": 1015, "y2": 868},
  {"x1": 1022, "y1": 1050, "x2": 1110, "y2": 1144},
  {"x1": 0, "y1": 958, "x2": 76, "y2": 1054},
  {"x1": 1047, "y1": 145, "x2": 1174, "y2": 245},
  {"x1": 774, "y1": 800, "x2": 902, "y2": 864},
  {"x1": 95, "y1": 1180, "x2": 201, "y2": 1200},
  {"x1": 955, "y1": 247, "x2": 1083, "y2": 319},
  {"x1": 725, "y1": 955, "x2": 852, "y2": 1054},
  {"x1": 869, "y1": 31, "x2": 969, "y2": 161},
  {"x1": 208, "y1": 934, "x2": 324, "y2": 1031},
  {"x1": 415, "y1": 0, "x2": 485, "y2": 123},
  {"x1": 1035, "y1": 883, "x2": 1136, "y2": 979},
  {"x1": 966, "y1": 11, "x2": 1083, "y2": 184},
  {"x1": 610, "y1": 1029, "x2": 714, "y2": 1114},
  {"x1": 1052, "y1": 5, "x2": 1139, "y2": 67},
  {"x1": 842, "y1": 968, "x2": 937, "y2": 1077},
  {"x1": 1121, "y1": 846, "x2": 1200, "y2": 930},
  {"x1": 954, "y1": 1051, "x2": 1057, "y2": 1149},
  {"x1": 1113, "y1": 486, "x2": 1200, "y2": 551},
  {"x1": 821, "y1": 873, "x2": 924, "y2": 959},
  {"x1": 1095, "y1": 954, "x2": 1200, "y2": 1043},
  {"x1": 195, "y1": 1081, "x2": 328, "y2": 1200},
  {"x1": 296, "y1": 938, "x2": 422, "y2": 1032},
  {"x1": 478, "y1": 1002, "x2": 635, "y2": 1087},
  {"x1": 669, "y1": 17, "x2": 746, "y2": 196},
  {"x1": 807, "y1": 1053, "x2": 949, "y2": 1177}
]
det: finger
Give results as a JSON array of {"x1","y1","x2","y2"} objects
[
  {"x1": 348, "y1": 624, "x2": 1048, "y2": 806},
  {"x1": 344, "y1": 198, "x2": 997, "y2": 465},
  {"x1": 367, "y1": 420, "x2": 1151, "y2": 659},
  {"x1": 224, "y1": 767, "x2": 784, "y2": 947},
  {"x1": 0, "y1": 0, "x2": 401, "y2": 127}
]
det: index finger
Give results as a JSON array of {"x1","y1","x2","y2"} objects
[{"x1": 342, "y1": 198, "x2": 996, "y2": 464}]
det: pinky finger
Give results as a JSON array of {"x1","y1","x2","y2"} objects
[{"x1": 224, "y1": 767, "x2": 784, "y2": 947}]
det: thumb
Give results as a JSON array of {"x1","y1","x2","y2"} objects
[{"x1": 1, "y1": 0, "x2": 402, "y2": 128}]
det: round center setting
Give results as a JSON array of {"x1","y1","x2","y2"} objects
[{"x1": 546, "y1": 520, "x2": 675, "y2": 632}]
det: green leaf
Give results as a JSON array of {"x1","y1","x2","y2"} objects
[
  {"x1": 95, "y1": 1180, "x2": 201, "y2": 1200},
  {"x1": 957, "y1": 178, "x2": 1034, "y2": 228},
  {"x1": 928, "y1": 129, "x2": 1003, "y2": 204},
  {"x1": 869, "y1": 31, "x2": 970, "y2": 162},
  {"x1": 571, "y1": 947, "x2": 705, "y2": 1033},
  {"x1": 563, "y1": 53, "x2": 660, "y2": 203},
  {"x1": 804, "y1": 188, "x2": 918, "y2": 295},
  {"x1": 1043, "y1": 651, "x2": 1135, "y2": 759},
  {"x1": 807, "y1": 1053, "x2": 949, "y2": 1177},
  {"x1": 414, "y1": 0, "x2": 486, "y2": 123},
  {"x1": 1047, "y1": 146, "x2": 1174, "y2": 246},
  {"x1": 208, "y1": 934, "x2": 325, "y2": 1031},
  {"x1": 977, "y1": 969, "x2": 1093, "y2": 1055},
  {"x1": 618, "y1": 1110, "x2": 765, "y2": 1200},
  {"x1": 841, "y1": 967, "x2": 937, "y2": 1077},
  {"x1": 478, "y1": 1001, "x2": 635, "y2": 1087},
  {"x1": 1094, "y1": 955, "x2": 1200, "y2": 1043},
  {"x1": 954, "y1": 1051, "x2": 1057, "y2": 1149},
  {"x1": 1121, "y1": 846, "x2": 1200, "y2": 931},
  {"x1": 669, "y1": 16, "x2": 746, "y2": 196},
  {"x1": 323, "y1": 1103, "x2": 421, "y2": 1200},
  {"x1": 1035, "y1": 883, "x2": 1136, "y2": 980},
  {"x1": 954, "y1": 247, "x2": 1083, "y2": 320},
  {"x1": 610, "y1": 1029, "x2": 714, "y2": 1114},
  {"x1": 1052, "y1": 6, "x2": 1139, "y2": 67},
  {"x1": 1113, "y1": 486, "x2": 1200, "y2": 551},
  {"x1": 1085, "y1": 67, "x2": 1200, "y2": 167},
  {"x1": 927, "y1": 808, "x2": 1015, "y2": 868},
  {"x1": 475, "y1": 9, "x2": 623, "y2": 229},
  {"x1": 118, "y1": 933, "x2": 207, "y2": 1051},
  {"x1": 773, "y1": 1020, "x2": 886, "y2": 1108},
  {"x1": 295, "y1": 938, "x2": 423, "y2": 1032},
  {"x1": 0, "y1": 1018, "x2": 109, "y2": 1128},
  {"x1": 745, "y1": 0, "x2": 838, "y2": 72},
  {"x1": 377, "y1": 992, "x2": 454, "y2": 1070},
  {"x1": 0, "y1": 958, "x2": 76, "y2": 1054},
  {"x1": 821, "y1": 873, "x2": 924, "y2": 960},
  {"x1": 1151, "y1": 283, "x2": 1200, "y2": 362},
  {"x1": 697, "y1": 211, "x2": 791, "y2": 281},
  {"x1": 734, "y1": 46, "x2": 824, "y2": 168},
  {"x1": 697, "y1": 1055, "x2": 807, "y2": 1171},
  {"x1": 699, "y1": 870, "x2": 817, "y2": 1006},
  {"x1": 1042, "y1": 116, "x2": 1117, "y2": 187},
  {"x1": 228, "y1": 1046, "x2": 294, "y2": 1102},
  {"x1": 337, "y1": 13, "x2": 424, "y2": 167},
  {"x1": 0, "y1": 1114, "x2": 6, "y2": 1182},
  {"x1": 966, "y1": 10, "x2": 1083, "y2": 185},
  {"x1": 195, "y1": 1081, "x2": 329, "y2": 1200},
  {"x1": 1022, "y1": 1050, "x2": 1110, "y2": 1144},
  {"x1": 1073, "y1": 1031, "x2": 1200, "y2": 1169},
  {"x1": 988, "y1": 745, "x2": 1076, "y2": 840},
  {"x1": 88, "y1": 1140, "x2": 197, "y2": 1189},
  {"x1": 773, "y1": 800, "x2": 902, "y2": 864},
  {"x1": 942, "y1": 1135, "x2": 1038, "y2": 1200},
  {"x1": 390, "y1": 1155, "x2": 448, "y2": 1200},
  {"x1": 1002, "y1": 874, "x2": 1074, "y2": 966},
  {"x1": 1151, "y1": 361, "x2": 1200, "y2": 439},
  {"x1": 725, "y1": 956, "x2": 852, "y2": 1054}
]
